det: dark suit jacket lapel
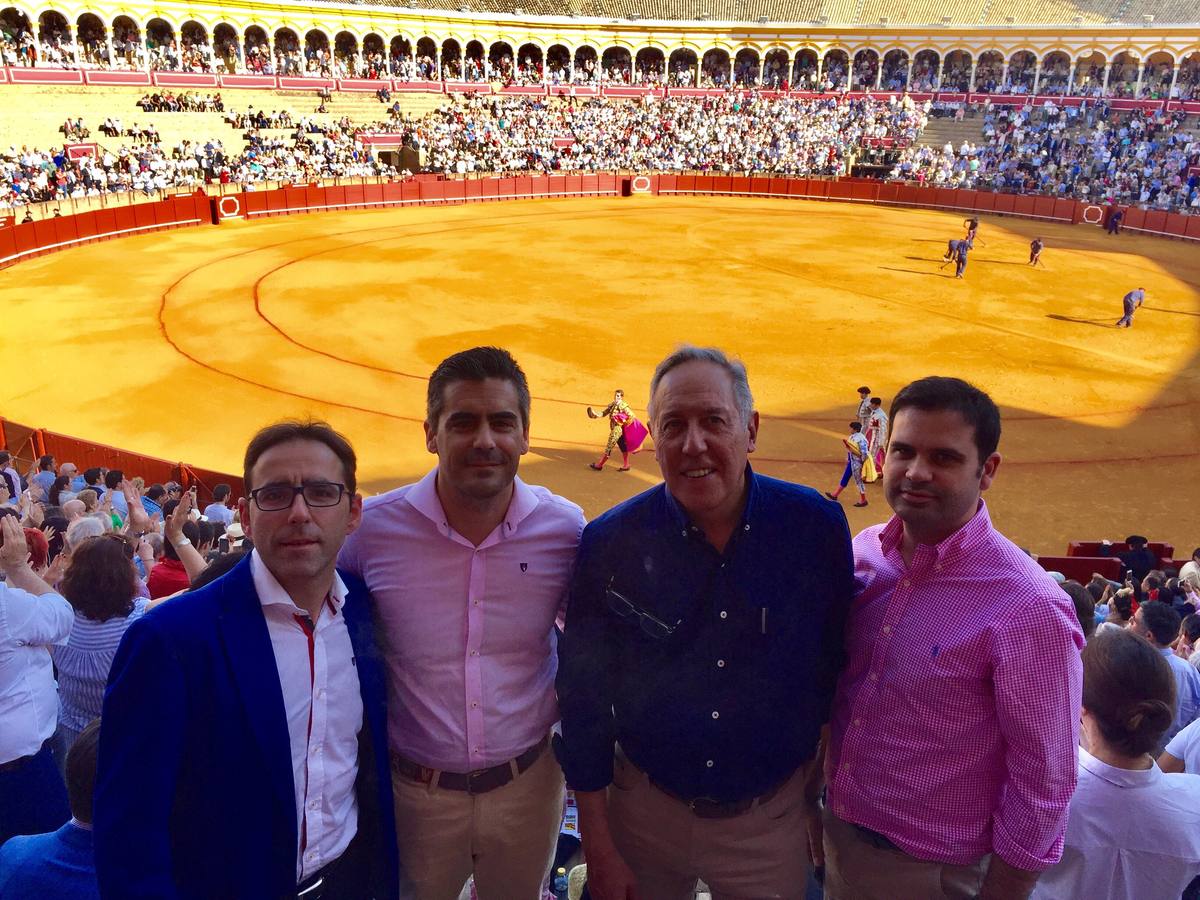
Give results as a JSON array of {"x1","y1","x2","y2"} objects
[{"x1": 216, "y1": 557, "x2": 297, "y2": 841}]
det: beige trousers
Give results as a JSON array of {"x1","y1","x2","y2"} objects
[
  {"x1": 392, "y1": 745, "x2": 566, "y2": 900},
  {"x1": 822, "y1": 807, "x2": 989, "y2": 900},
  {"x1": 607, "y1": 753, "x2": 811, "y2": 900}
]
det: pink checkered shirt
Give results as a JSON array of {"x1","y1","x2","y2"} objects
[{"x1": 827, "y1": 501, "x2": 1083, "y2": 871}]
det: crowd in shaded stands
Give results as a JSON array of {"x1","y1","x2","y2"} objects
[
  {"x1": 4, "y1": 16, "x2": 1200, "y2": 101},
  {"x1": 4, "y1": 92, "x2": 1200, "y2": 212},
  {"x1": 890, "y1": 99, "x2": 1200, "y2": 211}
]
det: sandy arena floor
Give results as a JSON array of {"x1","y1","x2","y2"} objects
[{"x1": 2, "y1": 195, "x2": 1198, "y2": 553}]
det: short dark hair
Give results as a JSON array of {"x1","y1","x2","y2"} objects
[
  {"x1": 38, "y1": 454, "x2": 54, "y2": 470},
  {"x1": 83, "y1": 467, "x2": 102, "y2": 485},
  {"x1": 1083, "y1": 629, "x2": 1175, "y2": 756},
  {"x1": 857, "y1": 386, "x2": 870, "y2": 394},
  {"x1": 66, "y1": 718, "x2": 101, "y2": 824},
  {"x1": 243, "y1": 420, "x2": 357, "y2": 494},
  {"x1": 890, "y1": 376, "x2": 1001, "y2": 465},
  {"x1": 1192, "y1": 547, "x2": 1200, "y2": 561},
  {"x1": 849, "y1": 421, "x2": 862, "y2": 432},
  {"x1": 1138, "y1": 601, "x2": 1182, "y2": 647},
  {"x1": 146, "y1": 484, "x2": 167, "y2": 501},
  {"x1": 212, "y1": 484, "x2": 231, "y2": 502},
  {"x1": 1061, "y1": 580, "x2": 1096, "y2": 640},
  {"x1": 0, "y1": 451, "x2": 10, "y2": 464},
  {"x1": 869, "y1": 397, "x2": 882, "y2": 406},
  {"x1": 103, "y1": 469, "x2": 124, "y2": 490},
  {"x1": 1126, "y1": 535, "x2": 1148, "y2": 547},
  {"x1": 60, "y1": 536, "x2": 139, "y2": 621},
  {"x1": 189, "y1": 550, "x2": 247, "y2": 590},
  {"x1": 426, "y1": 347, "x2": 531, "y2": 432},
  {"x1": 1181, "y1": 613, "x2": 1200, "y2": 644}
]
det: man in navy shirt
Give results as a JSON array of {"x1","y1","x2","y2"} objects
[
  {"x1": 558, "y1": 345, "x2": 853, "y2": 900},
  {"x1": 0, "y1": 719, "x2": 101, "y2": 900}
]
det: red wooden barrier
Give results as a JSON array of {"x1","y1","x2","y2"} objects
[
  {"x1": 972, "y1": 192, "x2": 996, "y2": 212},
  {"x1": 53, "y1": 215, "x2": 78, "y2": 245},
  {"x1": 565, "y1": 174, "x2": 583, "y2": 196},
  {"x1": 993, "y1": 194, "x2": 1016, "y2": 214},
  {"x1": 344, "y1": 184, "x2": 366, "y2": 207},
  {"x1": 1165, "y1": 213, "x2": 1189, "y2": 238},
  {"x1": 442, "y1": 180, "x2": 466, "y2": 203},
  {"x1": 1053, "y1": 198, "x2": 1077, "y2": 223},
  {"x1": 730, "y1": 176, "x2": 751, "y2": 195},
  {"x1": 284, "y1": 186, "x2": 307, "y2": 212},
  {"x1": 266, "y1": 189, "x2": 287, "y2": 215},
  {"x1": 418, "y1": 180, "x2": 443, "y2": 204},
  {"x1": 597, "y1": 174, "x2": 618, "y2": 194},
  {"x1": 1184, "y1": 217, "x2": 1200, "y2": 240},
  {"x1": 548, "y1": 175, "x2": 566, "y2": 196},
  {"x1": 1031, "y1": 196, "x2": 1055, "y2": 219},
  {"x1": 94, "y1": 208, "x2": 117, "y2": 235},
  {"x1": 32, "y1": 219, "x2": 56, "y2": 248},
  {"x1": 516, "y1": 176, "x2": 535, "y2": 197},
  {"x1": 327, "y1": 185, "x2": 348, "y2": 209},
  {"x1": 933, "y1": 187, "x2": 957, "y2": 209},
  {"x1": 479, "y1": 178, "x2": 499, "y2": 200},
  {"x1": 0, "y1": 227, "x2": 16, "y2": 261},
  {"x1": 1143, "y1": 210, "x2": 1168, "y2": 234},
  {"x1": 1123, "y1": 207, "x2": 1146, "y2": 230}
]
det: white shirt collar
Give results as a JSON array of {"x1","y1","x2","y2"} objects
[
  {"x1": 1079, "y1": 745, "x2": 1162, "y2": 790},
  {"x1": 250, "y1": 549, "x2": 347, "y2": 619}
]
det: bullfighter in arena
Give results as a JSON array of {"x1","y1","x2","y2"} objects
[
  {"x1": 1116, "y1": 287, "x2": 1146, "y2": 328},
  {"x1": 587, "y1": 389, "x2": 647, "y2": 471}
]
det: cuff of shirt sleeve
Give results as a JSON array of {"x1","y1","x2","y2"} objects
[
  {"x1": 991, "y1": 814, "x2": 1063, "y2": 873},
  {"x1": 557, "y1": 739, "x2": 615, "y2": 793}
]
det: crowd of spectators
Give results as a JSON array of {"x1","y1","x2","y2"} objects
[
  {"x1": 5, "y1": 91, "x2": 1200, "y2": 212},
  {"x1": 136, "y1": 91, "x2": 224, "y2": 112},
  {"x1": 890, "y1": 99, "x2": 1200, "y2": 212}
]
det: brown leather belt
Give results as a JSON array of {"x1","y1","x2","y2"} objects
[
  {"x1": 649, "y1": 771, "x2": 790, "y2": 820},
  {"x1": 391, "y1": 734, "x2": 550, "y2": 795}
]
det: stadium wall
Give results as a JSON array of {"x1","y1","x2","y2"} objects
[{"x1": 3, "y1": 174, "x2": 1198, "y2": 271}]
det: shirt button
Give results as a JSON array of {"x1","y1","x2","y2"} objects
[
  {"x1": 471, "y1": 702, "x2": 479, "y2": 708},
  {"x1": 706, "y1": 759, "x2": 714, "y2": 768},
  {"x1": 901, "y1": 579, "x2": 912, "y2": 587},
  {"x1": 712, "y1": 710, "x2": 720, "y2": 719},
  {"x1": 717, "y1": 659, "x2": 726, "y2": 668},
  {"x1": 473, "y1": 747, "x2": 481, "y2": 754},
  {"x1": 744, "y1": 524, "x2": 751, "y2": 531},
  {"x1": 854, "y1": 718, "x2": 862, "y2": 727},
  {"x1": 470, "y1": 650, "x2": 479, "y2": 657},
  {"x1": 882, "y1": 625, "x2": 892, "y2": 635},
  {"x1": 681, "y1": 530, "x2": 688, "y2": 537},
  {"x1": 473, "y1": 600, "x2": 480, "y2": 606},
  {"x1": 309, "y1": 800, "x2": 319, "y2": 810},
  {"x1": 869, "y1": 672, "x2": 879, "y2": 682},
  {"x1": 719, "y1": 611, "x2": 728, "y2": 619}
]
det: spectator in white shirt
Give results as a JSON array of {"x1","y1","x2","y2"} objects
[
  {"x1": 1031, "y1": 628, "x2": 1200, "y2": 900},
  {"x1": 0, "y1": 513, "x2": 74, "y2": 846},
  {"x1": 202, "y1": 483, "x2": 235, "y2": 526},
  {"x1": 1160, "y1": 715, "x2": 1200, "y2": 774}
]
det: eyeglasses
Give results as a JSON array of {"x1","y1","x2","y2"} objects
[
  {"x1": 605, "y1": 578, "x2": 682, "y2": 639},
  {"x1": 249, "y1": 482, "x2": 347, "y2": 512}
]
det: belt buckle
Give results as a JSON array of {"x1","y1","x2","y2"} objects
[
  {"x1": 415, "y1": 764, "x2": 435, "y2": 785},
  {"x1": 297, "y1": 875, "x2": 325, "y2": 899}
]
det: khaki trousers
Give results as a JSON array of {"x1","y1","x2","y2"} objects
[
  {"x1": 607, "y1": 753, "x2": 811, "y2": 900},
  {"x1": 822, "y1": 807, "x2": 988, "y2": 900},
  {"x1": 392, "y1": 744, "x2": 565, "y2": 900}
]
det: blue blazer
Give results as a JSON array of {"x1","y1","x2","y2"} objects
[{"x1": 94, "y1": 555, "x2": 399, "y2": 900}]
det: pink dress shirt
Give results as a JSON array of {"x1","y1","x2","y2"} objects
[
  {"x1": 338, "y1": 469, "x2": 584, "y2": 773},
  {"x1": 827, "y1": 501, "x2": 1083, "y2": 871}
]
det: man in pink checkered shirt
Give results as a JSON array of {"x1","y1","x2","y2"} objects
[{"x1": 821, "y1": 376, "x2": 1084, "y2": 900}]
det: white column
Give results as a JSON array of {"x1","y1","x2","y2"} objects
[
  {"x1": 969, "y1": 59, "x2": 977, "y2": 92},
  {"x1": 105, "y1": 34, "x2": 115, "y2": 69},
  {"x1": 1102, "y1": 63, "x2": 1111, "y2": 94},
  {"x1": 1000, "y1": 61, "x2": 1008, "y2": 90},
  {"x1": 904, "y1": 57, "x2": 913, "y2": 90},
  {"x1": 1168, "y1": 64, "x2": 1179, "y2": 98},
  {"x1": 1134, "y1": 59, "x2": 1145, "y2": 97},
  {"x1": 1033, "y1": 62, "x2": 1042, "y2": 95}
]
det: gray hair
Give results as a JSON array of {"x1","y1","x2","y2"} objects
[
  {"x1": 65, "y1": 516, "x2": 106, "y2": 549},
  {"x1": 648, "y1": 345, "x2": 754, "y2": 426}
]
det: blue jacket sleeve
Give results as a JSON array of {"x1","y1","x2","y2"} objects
[
  {"x1": 94, "y1": 615, "x2": 187, "y2": 900},
  {"x1": 555, "y1": 527, "x2": 618, "y2": 792}
]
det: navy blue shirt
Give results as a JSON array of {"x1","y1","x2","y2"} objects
[{"x1": 557, "y1": 467, "x2": 853, "y2": 803}]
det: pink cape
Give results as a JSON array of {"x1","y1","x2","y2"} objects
[{"x1": 622, "y1": 417, "x2": 649, "y2": 452}]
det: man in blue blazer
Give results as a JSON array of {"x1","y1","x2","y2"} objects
[{"x1": 95, "y1": 421, "x2": 399, "y2": 900}]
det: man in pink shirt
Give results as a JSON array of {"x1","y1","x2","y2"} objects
[
  {"x1": 338, "y1": 347, "x2": 584, "y2": 900},
  {"x1": 821, "y1": 376, "x2": 1084, "y2": 900}
]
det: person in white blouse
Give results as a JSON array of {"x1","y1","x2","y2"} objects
[
  {"x1": 0, "y1": 514, "x2": 74, "y2": 846},
  {"x1": 1032, "y1": 628, "x2": 1200, "y2": 900}
]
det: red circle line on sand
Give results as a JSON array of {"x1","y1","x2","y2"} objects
[{"x1": 155, "y1": 202, "x2": 1200, "y2": 458}]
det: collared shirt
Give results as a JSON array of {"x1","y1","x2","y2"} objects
[
  {"x1": 1166, "y1": 716, "x2": 1200, "y2": 772},
  {"x1": 51, "y1": 599, "x2": 148, "y2": 747},
  {"x1": 828, "y1": 502, "x2": 1083, "y2": 871},
  {"x1": 140, "y1": 496, "x2": 163, "y2": 520},
  {"x1": 1159, "y1": 646, "x2": 1200, "y2": 748},
  {"x1": 147, "y1": 558, "x2": 189, "y2": 599},
  {"x1": 203, "y1": 502, "x2": 234, "y2": 526},
  {"x1": 250, "y1": 551, "x2": 361, "y2": 883},
  {"x1": 1030, "y1": 748, "x2": 1200, "y2": 899},
  {"x1": 0, "y1": 581, "x2": 73, "y2": 763},
  {"x1": 109, "y1": 490, "x2": 129, "y2": 522},
  {"x1": 338, "y1": 469, "x2": 583, "y2": 773},
  {"x1": 0, "y1": 820, "x2": 99, "y2": 899},
  {"x1": 557, "y1": 467, "x2": 853, "y2": 803}
]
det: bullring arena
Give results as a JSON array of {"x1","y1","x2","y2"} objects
[{"x1": 2, "y1": 0, "x2": 1200, "y2": 562}]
